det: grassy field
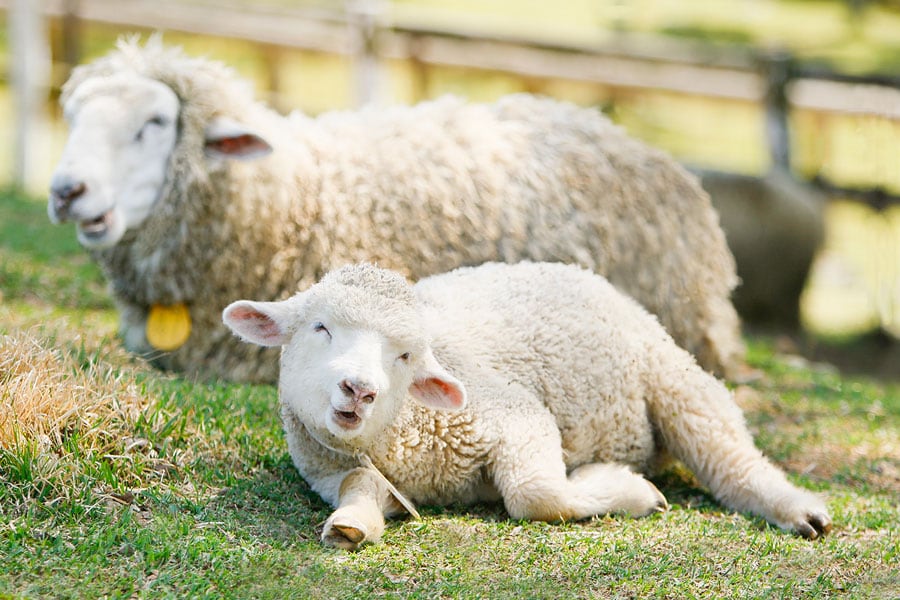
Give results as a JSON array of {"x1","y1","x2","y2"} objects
[{"x1": 1, "y1": 189, "x2": 898, "y2": 598}]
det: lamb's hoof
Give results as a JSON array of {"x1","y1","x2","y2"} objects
[
  {"x1": 322, "y1": 516, "x2": 368, "y2": 550},
  {"x1": 794, "y1": 511, "x2": 832, "y2": 540},
  {"x1": 645, "y1": 481, "x2": 669, "y2": 515},
  {"x1": 630, "y1": 480, "x2": 669, "y2": 517}
]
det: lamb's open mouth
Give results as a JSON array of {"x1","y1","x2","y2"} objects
[
  {"x1": 77, "y1": 210, "x2": 114, "y2": 238},
  {"x1": 332, "y1": 409, "x2": 362, "y2": 429}
]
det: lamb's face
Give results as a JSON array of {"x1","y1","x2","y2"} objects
[
  {"x1": 278, "y1": 313, "x2": 425, "y2": 451},
  {"x1": 222, "y1": 264, "x2": 468, "y2": 455},
  {"x1": 48, "y1": 73, "x2": 180, "y2": 249}
]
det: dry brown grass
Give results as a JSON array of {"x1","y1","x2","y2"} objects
[
  {"x1": 0, "y1": 325, "x2": 148, "y2": 453},
  {"x1": 0, "y1": 323, "x2": 205, "y2": 518}
]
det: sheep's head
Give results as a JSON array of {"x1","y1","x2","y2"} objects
[
  {"x1": 48, "y1": 43, "x2": 272, "y2": 249},
  {"x1": 47, "y1": 72, "x2": 180, "y2": 248},
  {"x1": 222, "y1": 264, "x2": 466, "y2": 453}
]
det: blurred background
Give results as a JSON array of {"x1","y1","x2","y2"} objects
[{"x1": 2, "y1": 0, "x2": 899, "y2": 376}]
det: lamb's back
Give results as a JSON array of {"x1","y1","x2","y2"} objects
[{"x1": 415, "y1": 262, "x2": 665, "y2": 469}]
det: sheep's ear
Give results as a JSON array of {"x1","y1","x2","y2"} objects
[
  {"x1": 222, "y1": 298, "x2": 298, "y2": 346},
  {"x1": 409, "y1": 348, "x2": 467, "y2": 411},
  {"x1": 204, "y1": 116, "x2": 272, "y2": 160}
]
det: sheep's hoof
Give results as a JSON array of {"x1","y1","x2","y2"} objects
[
  {"x1": 642, "y1": 481, "x2": 669, "y2": 516},
  {"x1": 322, "y1": 515, "x2": 368, "y2": 550},
  {"x1": 622, "y1": 480, "x2": 669, "y2": 517},
  {"x1": 794, "y1": 511, "x2": 832, "y2": 540}
]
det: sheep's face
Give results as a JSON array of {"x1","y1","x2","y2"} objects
[
  {"x1": 48, "y1": 73, "x2": 180, "y2": 248},
  {"x1": 279, "y1": 316, "x2": 425, "y2": 449},
  {"x1": 222, "y1": 265, "x2": 467, "y2": 454},
  {"x1": 48, "y1": 71, "x2": 273, "y2": 250}
]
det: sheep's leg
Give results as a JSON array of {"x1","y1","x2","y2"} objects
[
  {"x1": 489, "y1": 413, "x2": 667, "y2": 522},
  {"x1": 648, "y1": 358, "x2": 831, "y2": 539},
  {"x1": 116, "y1": 299, "x2": 151, "y2": 356},
  {"x1": 321, "y1": 467, "x2": 403, "y2": 550}
]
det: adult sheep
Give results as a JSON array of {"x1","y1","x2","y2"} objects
[
  {"x1": 222, "y1": 262, "x2": 831, "y2": 549},
  {"x1": 48, "y1": 37, "x2": 744, "y2": 383}
]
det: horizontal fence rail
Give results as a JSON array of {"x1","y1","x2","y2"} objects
[{"x1": 3, "y1": 0, "x2": 900, "y2": 207}]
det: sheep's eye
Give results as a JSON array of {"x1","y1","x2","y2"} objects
[
  {"x1": 313, "y1": 322, "x2": 331, "y2": 339},
  {"x1": 135, "y1": 116, "x2": 167, "y2": 142},
  {"x1": 398, "y1": 352, "x2": 411, "y2": 362}
]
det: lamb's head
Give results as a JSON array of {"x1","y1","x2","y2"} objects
[
  {"x1": 222, "y1": 264, "x2": 467, "y2": 452},
  {"x1": 48, "y1": 40, "x2": 273, "y2": 249}
]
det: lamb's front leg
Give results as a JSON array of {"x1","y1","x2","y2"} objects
[
  {"x1": 489, "y1": 413, "x2": 667, "y2": 522},
  {"x1": 322, "y1": 467, "x2": 403, "y2": 550}
]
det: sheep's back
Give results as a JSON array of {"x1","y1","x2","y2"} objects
[{"x1": 302, "y1": 94, "x2": 741, "y2": 376}]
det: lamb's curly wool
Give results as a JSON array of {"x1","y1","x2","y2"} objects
[
  {"x1": 222, "y1": 262, "x2": 831, "y2": 549},
  {"x1": 60, "y1": 38, "x2": 743, "y2": 382}
]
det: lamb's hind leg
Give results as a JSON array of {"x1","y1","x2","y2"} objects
[
  {"x1": 648, "y1": 357, "x2": 832, "y2": 539},
  {"x1": 490, "y1": 413, "x2": 667, "y2": 522}
]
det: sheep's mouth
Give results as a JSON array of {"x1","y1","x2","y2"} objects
[
  {"x1": 77, "y1": 210, "x2": 114, "y2": 238},
  {"x1": 332, "y1": 409, "x2": 362, "y2": 429}
]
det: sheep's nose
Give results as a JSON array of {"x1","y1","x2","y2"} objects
[
  {"x1": 339, "y1": 379, "x2": 377, "y2": 404},
  {"x1": 50, "y1": 180, "x2": 87, "y2": 216}
]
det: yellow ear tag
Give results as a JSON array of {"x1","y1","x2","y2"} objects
[{"x1": 146, "y1": 304, "x2": 192, "y2": 351}]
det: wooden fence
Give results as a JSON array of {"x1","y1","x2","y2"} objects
[{"x1": 4, "y1": 0, "x2": 900, "y2": 206}]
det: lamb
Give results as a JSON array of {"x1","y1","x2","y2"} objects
[
  {"x1": 222, "y1": 261, "x2": 832, "y2": 549},
  {"x1": 48, "y1": 37, "x2": 744, "y2": 383}
]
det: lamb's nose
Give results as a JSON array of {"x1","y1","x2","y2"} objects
[
  {"x1": 339, "y1": 379, "x2": 377, "y2": 404},
  {"x1": 50, "y1": 180, "x2": 87, "y2": 216}
]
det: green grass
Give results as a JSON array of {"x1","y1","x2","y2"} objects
[
  {"x1": 1, "y1": 188, "x2": 899, "y2": 598},
  {"x1": 0, "y1": 189, "x2": 110, "y2": 311}
]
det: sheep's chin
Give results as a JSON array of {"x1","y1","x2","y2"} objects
[{"x1": 76, "y1": 210, "x2": 125, "y2": 248}]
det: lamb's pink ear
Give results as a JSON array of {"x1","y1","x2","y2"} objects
[
  {"x1": 204, "y1": 116, "x2": 272, "y2": 160},
  {"x1": 409, "y1": 348, "x2": 467, "y2": 411},
  {"x1": 222, "y1": 298, "x2": 297, "y2": 347}
]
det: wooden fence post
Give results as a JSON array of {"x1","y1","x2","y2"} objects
[
  {"x1": 10, "y1": 0, "x2": 51, "y2": 192},
  {"x1": 763, "y1": 51, "x2": 793, "y2": 172},
  {"x1": 61, "y1": 0, "x2": 82, "y2": 77},
  {"x1": 407, "y1": 34, "x2": 429, "y2": 102},
  {"x1": 346, "y1": 0, "x2": 383, "y2": 106}
]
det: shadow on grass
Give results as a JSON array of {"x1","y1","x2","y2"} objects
[
  {"x1": 200, "y1": 452, "x2": 737, "y2": 549},
  {"x1": 748, "y1": 326, "x2": 900, "y2": 382},
  {"x1": 201, "y1": 456, "x2": 330, "y2": 546},
  {"x1": 805, "y1": 330, "x2": 900, "y2": 382}
]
